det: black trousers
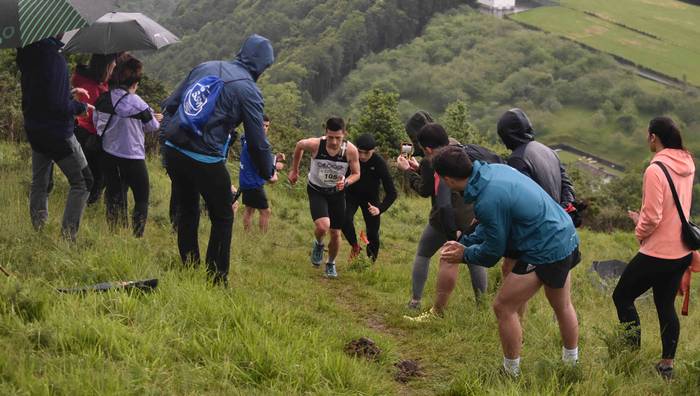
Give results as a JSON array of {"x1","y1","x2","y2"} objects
[
  {"x1": 102, "y1": 152, "x2": 149, "y2": 237},
  {"x1": 612, "y1": 252, "x2": 691, "y2": 359},
  {"x1": 74, "y1": 126, "x2": 105, "y2": 203},
  {"x1": 164, "y1": 146, "x2": 233, "y2": 284},
  {"x1": 341, "y1": 195, "x2": 381, "y2": 261}
]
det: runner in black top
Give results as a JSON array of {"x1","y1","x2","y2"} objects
[
  {"x1": 342, "y1": 134, "x2": 397, "y2": 261},
  {"x1": 288, "y1": 117, "x2": 361, "y2": 278}
]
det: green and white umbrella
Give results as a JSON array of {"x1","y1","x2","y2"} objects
[{"x1": 0, "y1": 0, "x2": 114, "y2": 48}]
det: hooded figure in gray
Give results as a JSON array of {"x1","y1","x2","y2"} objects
[{"x1": 497, "y1": 108, "x2": 575, "y2": 206}]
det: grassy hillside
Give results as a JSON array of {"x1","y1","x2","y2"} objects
[
  {"x1": 512, "y1": 0, "x2": 700, "y2": 85},
  {"x1": 1, "y1": 142, "x2": 699, "y2": 395}
]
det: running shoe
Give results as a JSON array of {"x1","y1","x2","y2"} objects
[
  {"x1": 311, "y1": 240, "x2": 324, "y2": 267},
  {"x1": 403, "y1": 307, "x2": 441, "y2": 323},
  {"x1": 655, "y1": 363, "x2": 673, "y2": 381},
  {"x1": 406, "y1": 300, "x2": 421, "y2": 310},
  {"x1": 325, "y1": 262, "x2": 338, "y2": 278}
]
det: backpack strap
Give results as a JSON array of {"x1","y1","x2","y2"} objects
[
  {"x1": 653, "y1": 161, "x2": 689, "y2": 226},
  {"x1": 101, "y1": 91, "x2": 130, "y2": 137}
]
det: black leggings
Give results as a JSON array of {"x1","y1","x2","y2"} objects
[
  {"x1": 74, "y1": 126, "x2": 105, "y2": 203},
  {"x1": 612, "y1": 252, "x2": 691, "y2": 359},
  {"x1": 102, "y1": 152, "x2": 149, "y2": 237},
  {"x1": 342, "y1": 196, "x2": 381, "y2": 261}
]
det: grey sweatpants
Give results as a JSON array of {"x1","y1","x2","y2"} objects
[
  {"x1": 411, "y1": 224, "x2": 488, "y2": 301},
  {"x1": 30, "y1": 135, "x2": 92, "y2": 241}
]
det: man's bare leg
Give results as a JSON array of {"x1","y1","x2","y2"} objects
[
  {"x1": 502, "y1": 257, "x2": 527, "y2": 319},
  {"x1": 243, "y1": 207, "x2": 255, "y2": 231},
  {"x1": 543, "y1": 274, "x2": 579, "y2": 362},
  {"x1": 259, "y1": 208, "x2": 271, "y2": 233},
  {"x1": 492, "y1": 271, "x2": 541, "y2": 365},
  {"x1": 434, "y1": 258, "x2": 460, "y2": 314}
]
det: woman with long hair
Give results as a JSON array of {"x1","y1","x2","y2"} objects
[{"x1": 613, "y1": 116, "x2": 695, "y2": 380}]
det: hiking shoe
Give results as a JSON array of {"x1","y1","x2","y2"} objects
[
  {"x1": 406, "y1": 300, "x2": 421, "y2": 310},
  {"x1": 403, "y1": 307, "x2": 441, "y2": 323},
  {"x1": 311, "y1": 240, "x2": 324, "y2": 267},
  {"x1": 655, "y1": 363, "x2": 673, "y2": 381},
  {"x1": 325, "y1": 262, "x2": 338, "y2": 278}
]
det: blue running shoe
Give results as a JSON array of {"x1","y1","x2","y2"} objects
[
  {"x1": 325, "y1": 262, "x2": 338, "y2": 278},
  {"x1": 311, "y1": 240, "x2": 324, "y2": 267}
]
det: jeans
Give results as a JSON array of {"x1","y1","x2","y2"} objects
[
  {"x1": 29, "y1": 135, "x2": 92, "y2": 241},
  {"x1": 164, "y1": 146, "x2": 234, "y2": 284},
  {"x1": 102, "y1": 152, "x2": 150, "y2": 237}
]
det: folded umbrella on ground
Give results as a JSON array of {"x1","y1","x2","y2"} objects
[
  {"x1": 57, "y1": 278, "x2": 158, "y2": 294},
  {"x1": 0, "y1": 0, "x2": 114, "y2": 48},
  {"x1": 62, "y1": 11, "x2": 179, "y2": 54}
]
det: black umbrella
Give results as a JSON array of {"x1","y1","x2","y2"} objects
[
  {"x1": 62, "y1": 12, "x2": 180, "y2": 54},
  {"x1": 0, "y1": 0, "x2": 115, "y2": 48}
]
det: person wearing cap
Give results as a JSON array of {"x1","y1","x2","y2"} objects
[
  {"x1": 342, "y1": 134, "x2": 397, "y2": 261},
  {"x1": 497, "y1": 108, "x2": 577, "y2": 311}
]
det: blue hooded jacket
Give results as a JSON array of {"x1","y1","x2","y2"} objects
[
  {"x1": 459, "y1": 162, "x2": 579, "y2": 267},
  {"x1": 161, "y1": 34, "x2": 275, "y2": 178}
]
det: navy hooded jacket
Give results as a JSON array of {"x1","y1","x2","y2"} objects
[
  {"x1": 16, "y1": 38, "x2": 87, "y2": 140},
  {"x1": 161, "y1": 34, "x2": 275, "y2": 178}
]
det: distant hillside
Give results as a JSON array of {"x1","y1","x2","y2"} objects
[
  {"x1": 317, "y1": 8, "x2": 700, "y2": 166},
  {"x1": 130, "y1": 0, "x2": 475, "y2": 102},
  {"x1": 512, "y1": 0, "x2": 700, "y2": 86}
]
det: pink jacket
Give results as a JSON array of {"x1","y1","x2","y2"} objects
[{"x1": 637, "y1": 149, "x2": 695, "y2": 259}]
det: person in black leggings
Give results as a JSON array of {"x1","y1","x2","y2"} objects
[
  {"x1": 342, "y1": 134, "x2": 397, "y2": 261},
  {"x1": 612, "y1": 117, "x2": 695, "y2": 379}
]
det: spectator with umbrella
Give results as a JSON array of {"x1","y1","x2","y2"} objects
[{"x1": 10, "y1": 0, "x2": 114, "y2": 241}]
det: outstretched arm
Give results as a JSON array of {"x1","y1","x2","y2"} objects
[{"x1": 288, "y1": 138, "x2": 318, "y2": 185}]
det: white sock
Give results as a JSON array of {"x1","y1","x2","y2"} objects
[
  {"x1": 503, "y1": 357, "x2": 521, "y2": 376},
  {"x1": 562, "y1": 346, "x2": 579, "y2": 363}
]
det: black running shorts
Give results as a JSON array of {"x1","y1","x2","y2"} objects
[
  {"x1": 511, "y1": 247, "x2": 581, "y2": 289},
  {"x1": 241, "y1": 187, "x2": 269, "y2": 210},
  {"x1": 307, "y1": 184, "x2": 345, "y2": 229}
]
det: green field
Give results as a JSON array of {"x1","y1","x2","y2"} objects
[
  {"x1": 1, "y1": 142, "x2": 699, "y2": 394},
  {"x1": 512, "y1": 0, "x2": 700, "y2": 85}
]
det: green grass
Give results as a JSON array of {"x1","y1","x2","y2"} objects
[
  {"x1": 512, "y1": 0, "x2": 700, "y2": 85},
  {"x1": 1, "y1": 142, "x2": 699, "y2": 394}
]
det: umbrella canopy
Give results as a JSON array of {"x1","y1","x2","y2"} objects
[
  {"x1": 62, "y1": 12, "x2": 179, "y2": 54},
  {"x1": 0, "y1": 0, "x2": 115, "y2": 48}
]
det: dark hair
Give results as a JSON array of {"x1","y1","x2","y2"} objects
[
  {"x1": 325, "y1": 117, "x2": 345, "y2": 132},
  {"x1": 417, "y1": 123, "x2": 449, "y2": 149},
  {"x1": 263, "y1": 114, "x2": 270, "y2": 122},
  {"x1": 110, "y1": 54, "x2": 142, "y2": 88},
  {"x1": 86, "y1": 54, "x2": 116, "y2": 83},
  {"x1": 649, "y1": 117, "x2": 684, "y2": 150},
  {"x1": 432, "y1": 146, "x2": 473, "y2": 179}
]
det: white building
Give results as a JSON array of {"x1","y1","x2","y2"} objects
[{"x1": 478, "y1": 0, "x2": 516, "y2": 10}]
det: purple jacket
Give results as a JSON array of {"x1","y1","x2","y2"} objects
[{"x1": 94, "y1": 89, "x2": 160, "y2": 159}]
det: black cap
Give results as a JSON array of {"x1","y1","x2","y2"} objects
[{"x1": 356, "y1": 134, "x2": 376, "y2": 150}]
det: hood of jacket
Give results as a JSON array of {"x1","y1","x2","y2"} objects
[
  {"x1": 464, "y1": 161, "x2": 492, "y2": 204},
  {"x1": 234, "y1": 34, "x2": 274, "y2": 82},
  {"x1": 653, "y1": 148, "x2": 695, "y2": 178},
  {"x1": 497, "y1": 108, "x2": 535, "y2": 150}
]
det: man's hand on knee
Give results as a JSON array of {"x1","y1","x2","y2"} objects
[{"x1": 440, "y1": 241, "x2": 465, "y2": 264}]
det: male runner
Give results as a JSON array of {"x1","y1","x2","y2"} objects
[{"x1": 288, "y1": 117, "x2": 361, "y2": 278}]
